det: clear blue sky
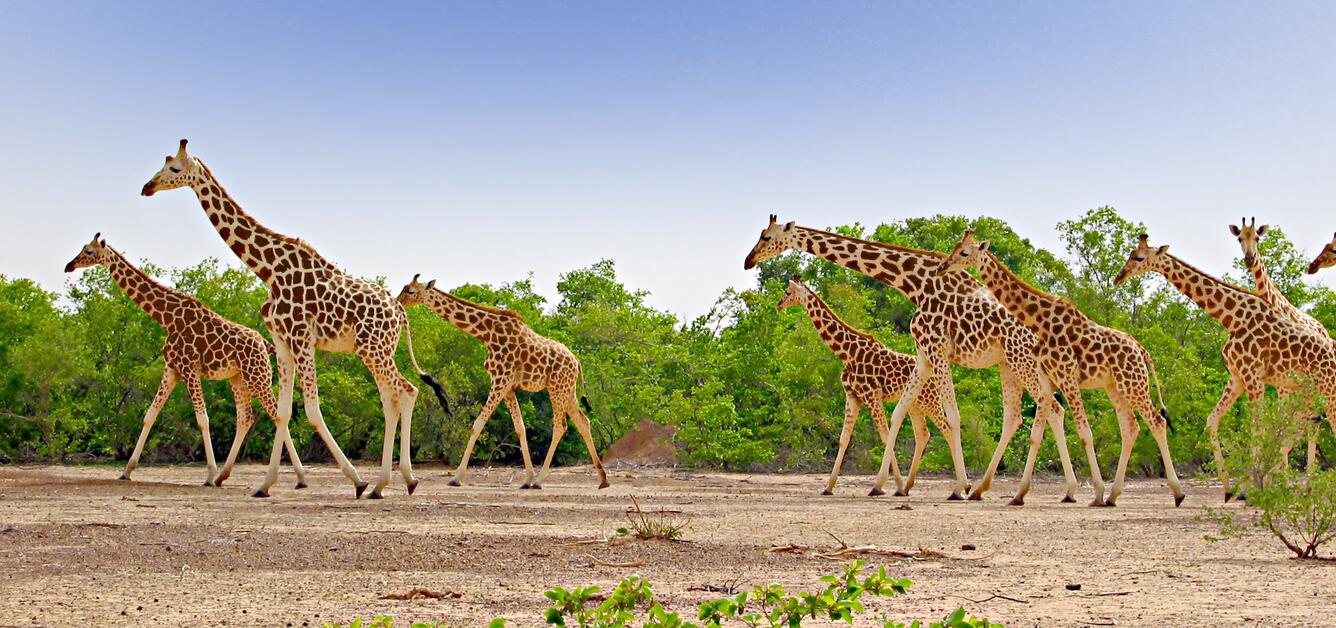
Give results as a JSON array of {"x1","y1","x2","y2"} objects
[{"x1": 2, "y1": 2, "x2": 1334, "y2": 319}]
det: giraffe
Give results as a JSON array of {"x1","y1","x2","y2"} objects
[
  {"x1": 939, "y1": 231, "x2": 1184, "y2": 506},
  {"x1": 64, "y1": 234, "x2": 307, "y2": 488},
  {"x1": 1306, "y1": 232, "x2": 1336, "y2": 275},
  {"x1": 397, "y1": 275, "x2": 609, "y2": 489},
  {"x1": 1231, "y1": 217, "x2": 1324, "y2": 470},
  {"x1": 777, "y1": 277, "x2": 950, "y2": 496},
  {"x1": 141, "y1": 140, "x2": 448, "y2": 499},
  {"x1": 1114, "y1": 234, "x2": 1336, "y2": 500},
  {"x1": 745, "y1": 216, "x2": 1080, "y2": 504}
]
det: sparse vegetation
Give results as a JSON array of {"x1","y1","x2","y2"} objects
[{"x1": 617, "y1": 495, "x2": 689, "y2": 541}]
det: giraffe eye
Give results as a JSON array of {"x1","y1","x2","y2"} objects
[
  {"x1": 760, "y1": 235, "x2": 772, "y2": 242},
  {"x1": 959, "y1": 251, "x2": 968, "y2": 257},
  {"x1": 169, "y1": 166, "x2": 181, "y2": 174},
  {"x1": 1135, "y1": 256, "x2": 1145, "y2": 262}
]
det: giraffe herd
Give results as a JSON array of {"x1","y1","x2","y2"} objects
[{"x1": 60, "y1": 139, "x2": 1336, "y2": 506}]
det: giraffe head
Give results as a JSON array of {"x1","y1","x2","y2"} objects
[
  {"x1": 935, "y1": 229, "x2": 991, "y2": 276},
  {"x1": 776, "y1": 276, "x2": 813, "y2": 311},
  {"x1": 1228, "y1": 216, "x2": 1268, "y2": 267},
  {"x1": 64, "y1": 233, "x2": 111, "y2": 273},
  {"x1": 743, "y1": 214, "x2": 798, "y2": 269},
  {"x1": 397, "y1": 274, "x2": 437, "y2": 307},
  {"x1": 1307, "y1": 232, "x2": 1336, "y2": 275},
  {"x1": 1113, "y1": 234, "x2": 1170, "y2": 285},
  {"x1": 141, "y1": 139, "x2": 199, "y2": 196}
]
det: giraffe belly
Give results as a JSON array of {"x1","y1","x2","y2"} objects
[{"x1": 316, "y1": 330, "x2": 357, "y2": 353}]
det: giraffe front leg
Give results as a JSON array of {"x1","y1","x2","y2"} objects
[
  {"x1": 291, "y1": 339, "x2": 366, "y2": 498},
  {"x1": 1205, "y1": 377, "x2": 1245, "y2": 502},
  {"x1": 1010, "y1": 409, "x2": 1049, "y2": 506},
  {"x1": 505, "y1": 393, "x2": 537, "y2": 488},
  {"x1": 124, "y1": 369, "x2": 179, "y2": 481},
  {"x1": 971, "y1": 362, "x2": 1024, "y2": 501},
  {"x1": 396, "y1": 378, "x2": 420, "y2": 495},
  {"x1": 1103, "y1": 387, "x2": 1141, "y2": 508},
  {"x1": 825, "y1": 393, "x2": 861, "y2": 496},
  {"x1": 903, "y1": 411, "x2": 932, "y2": 496},
  {"x1": 452, "y1": 386, "x2": 506, "y2": 487},
  {"x1": 214, "y1": 376, "x2": 257, "y2": 487},
  {"x1": 1064, "y1": 387, "x2": 1106, "y2": 506},
  {"x1": 180, "y1": 370, "x2": 219, "y2": 487},
  {"x1": 868, "y1": 402, "x2": 901, "y2": 496},
  {"x1": 256, "y1": 340, "x2": 296, "y2": 497}
]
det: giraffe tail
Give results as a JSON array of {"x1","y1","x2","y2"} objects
[
  {"x1": 401, "y1": 306, "x2": 452, "y2": 419},
  {"x1": 1142, "y1": 348, "x2": 1173, "y2": 434}
]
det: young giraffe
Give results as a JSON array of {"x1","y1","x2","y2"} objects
[
  {"x1": 1305, "y1": 232, "x2": 1336, "y2": 275},
  {"x1": 1231, "y1": 218, "x2": 1323, "y2": 470},
  {"x1": 939, "y1": 231, "x2": 1184, "y2": 506},
  {"x1": 64, "y1": 234, "x2": 307, "y2": 488},
  {"x1": 745, "y1": 216, "x2": 1081, "y2": 503},
  {"x1": 777, "y1": 277, "x2": 950, "y2": 497},
  {"x1": 1115, "y1": 234, "x2": 1336, "y2": 500},
  {"x1": 397, "y1": 275, "x2": 608, "y2": 489},
  {"x1": 141, "y1": 140, "x2": 447, "y2": 499}
]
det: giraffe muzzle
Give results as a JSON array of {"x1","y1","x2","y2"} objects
[
  {"x1": 141, "y1": 181, "x2": 156, "y2": 196},
  {"x1": 64, "y1": 261, "x2": 76, "y2": 273}
]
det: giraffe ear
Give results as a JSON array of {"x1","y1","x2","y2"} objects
[
  {"x1": 1257, "y1": 224, "x2": 1268, "y2": 236},
  {"x1": 1229, "y1": 225, "x2": 1240, "y2": 236},
  {"x1": 425, "y1": 279, "x2": 436, "y2": 290},
  {"x1": 99, "y1": 239, "x2": 106, "y2": 247},
  {"x1": 1156, "y1": 245, "x2": 1170, "y2": 255},
  {"x1": 784, "y1": 221, "x2": 794, "y2": 231},
  {"x1": 978, "y1": 240, "x2": 991, "y2": 252}
]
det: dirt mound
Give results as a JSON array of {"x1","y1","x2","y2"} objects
[{"x1": 603, "y1": 419, "x2": 681, "y2": 466}]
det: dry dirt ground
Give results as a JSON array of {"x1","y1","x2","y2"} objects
[{"x1": 1, "y1": 464, "x2": 1333, "y2": 627}]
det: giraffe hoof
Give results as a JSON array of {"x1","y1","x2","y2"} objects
[
  {"x1": 947, "y1": 492, "x2": 964, "y2": 501},
  {"x1": 1105, "y1": 498, "x2": 1118, "y2": 507},
  {"x1": 202, "y1": 480, "x2": 217, "y2": 487},
  {"x1": 367, "y1": 489, "x2": 384, "y2": 500},
  {"x1": 529, "y1": 484, "x2": 542, "y2": 490},
  {"x1": 967, "y1": 492, "x2": 983, "y2": 501},
  {"x1": 867, "y1": 487, "x2": 885, "y2": 497},
  {"x1": 1235, "y1": 492, "x2": 1247, "y2": 503},
  {"x1": 251, "y1": 490, "x2": 269, "y2": 498},
  {"x1": 820, "y1": 489, "x2": 834, "y2": 496},
  {"x1": 119, "y1": 474, "x2": 131, "y2": 481},
  {"x1": 1174, "y1": 493, "x2": 1186, "y2": 507},
  {"x1": 520, "y1": 483, "x2": 531, "y2": 489},
  {"x1": 1007, "y1": 496, "x2": 1025, "y2": 507},
  {"x1": 407, "y1": 479, "x2": 419, "y2": 496},
  {"x1": 214, "y1": 478, "x2": 227, "y2": 487},
  {"x1": 1088, "y1": 498, "x2": 1107, "y2": 507},
  {"x1": 295, "y1": 482, "x2": 308, "y2": 490},
  {"x1": 892, "y1": 489, "x2": 908, "y2": 497},
  {"x1": 598, "y1": 480, "x2": 610, "y2": 490},
  {"x1": 448, "y1": 478, "x2": 462, "y2": 487},
  {"x1": 1061, "y1": 495, "x2": 1077, "y2": 504},
  {"x1": 354, "y1": 482, "x2": 369, "y2": 499}
]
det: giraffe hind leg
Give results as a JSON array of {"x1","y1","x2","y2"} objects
[{"x1": 123, "y1": 368, "x2": 178, "y2": 481}]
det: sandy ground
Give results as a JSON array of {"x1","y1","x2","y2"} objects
[{"x1": 0, "y1": 464, "x2": 1333, "y2": 627}]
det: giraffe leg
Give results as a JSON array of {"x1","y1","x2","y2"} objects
[
  {"x1": 1205, "y1": 376, "x2": 1245, "y2": 501},
  {"x1": 532, "y1": 407, "x2": 569, "y2": 489},
  {"x1": 257, "y1": 338, "x2": 297, "y2": 497},
  {"x1": 506, "y1": 392, "x2": 537, "y2": 488},
  {"x1": 181, "y1": 370, "x2": 219, "y2": 486},
  {"x1": 825, "y1": 393, "x2": 861, "y2": 495},
  {"x1": 569, "y1": 407, "x2": 609, "y2": 489},
  {"x1": 869, "y1": 402, "x2": 901, "y2": 497},
  {"x1": 213, "y1": 376, "x2": 257, "y2": 487},
  {"x1": 123, "y1": 368, "x2": 178, "y2": 481},
  {"x1": 1063, "y1": 386, "x2": 1107, "y2": 506},
  {"x1": 1125, "y1": 385, "x2": 1185, "y2": 506},
  {"x1": 1010, "y1": 408, "x2": 1049, "y2": 506},
  {"x1": 1041, "y1": 392, "x2": 1080, "y2": 502},
  {"x1": 902, "y1": 411, "x2": 932, "y2": 496},
  {"x1": 392, "y1": 373, "x2": 420, "y2": 495},
  {"x1": 970, "y1": 362, "x2": 1024, "y2": 501},
  {"x1": 932, "y1": 365, "x2": 972, "y2": 500},
  {"x1": 451, "y1": 385, "x2": 507, "y2": 487},
  {"x1": 368, "y1": 375, "x2": 402, "y2": 499},
  {"x1": 243, "y1": 358, "x2": 308, "y2": 489},
  {"x1": 291, "y1": 338, "x2": 366, "y2": 497},
  {"x1": 1103, "y1": 387, "x2": 1141, "y2": 507}
]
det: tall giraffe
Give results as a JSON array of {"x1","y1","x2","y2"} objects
[
  {"x1": 1231, "y1": 218, "x2": 1323, "y2": 469},
  {"x1": 745, "y1": 216, "x2": 1080, "y2": 503},
  {"x1": 141, "y1": 140, "x2": 447, "y2": 499},
  {"x1": 939, "y1": 231, "x2": 1184, "y2": 506},
  {"x1": 777, "y1": 277, "x2": 950, "y2": 497},
  {"x1": 1114, "y1": 234, "x2": 1336, "y2": 500},
  {"x1": 1305, "y1": 232, "x2": 1336, "y2": 275},
  {"x1": 64, "y1": 234, "x2": 307, "y2": 488},
  {"x1": 397, "y1": 275, "x2": 608, "y2": 489}
]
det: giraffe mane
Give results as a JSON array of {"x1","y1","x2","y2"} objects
[
  {"x1": 804, "y1": 286, "x2": 881, "y2": 345},
  {"x1": 799, "y1": 226, "x2": 949, "y2": 260},
  {"x1": 1166, "y1": 253, "x2": 1266, "y2": 302},
  {"x1": 983, "y1": 250, "x2": 1083, "y2": 315},
  {"x1": 435, "y1": 287, "x2": 526, "y2": 322},
  {"x1": 196, "y1": 160, "x2": 335, "y2": 268}
]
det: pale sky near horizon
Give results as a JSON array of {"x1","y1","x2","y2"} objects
[{"x1": 2, "y1": 2, "x2": 1334, "y2": 321}]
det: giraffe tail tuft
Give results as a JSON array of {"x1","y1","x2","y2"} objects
[
  {"x1": 419, "y1": 372, "x2": 452, "y2": 419},
  {"x1": 580, "y1": 395, "x2": 593, "y2": 415},
  {"x1": 1160, "y1": 407, "x2": 1174, "y2": 434}
]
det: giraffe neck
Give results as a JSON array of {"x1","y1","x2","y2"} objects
[
  {"x1": 1245, "y1": 253, "x2": 1286, "y2": 307},
  {"x1": 1156, "y1": 254, "x2": 1260, "y2": 332},
  {"x1": 424, "y1": 288, "x2": 518, "y2": 341},
  {"x1": 792, "y1": 227, "x2": 945, "y2": 302},
  {"x1": 103, "y1": 248, "x2": 183, "y2": 326},
  {"x1": 189, "y1": 159, "x2": 335, "y2": 285},
  {"x1": 974, "y1": 250, "x2": 1063, "y2": 328},
  {"x1": 798, "y1": 292, "x2": 873, "y2": 363}
]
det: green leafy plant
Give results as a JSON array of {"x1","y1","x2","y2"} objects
[
  {"x1": 616, "y1": 496, "x2": 688, "y2": 541},
  {"x1": 322, "y1": 616, "x2": 446, "y2": 628}
]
